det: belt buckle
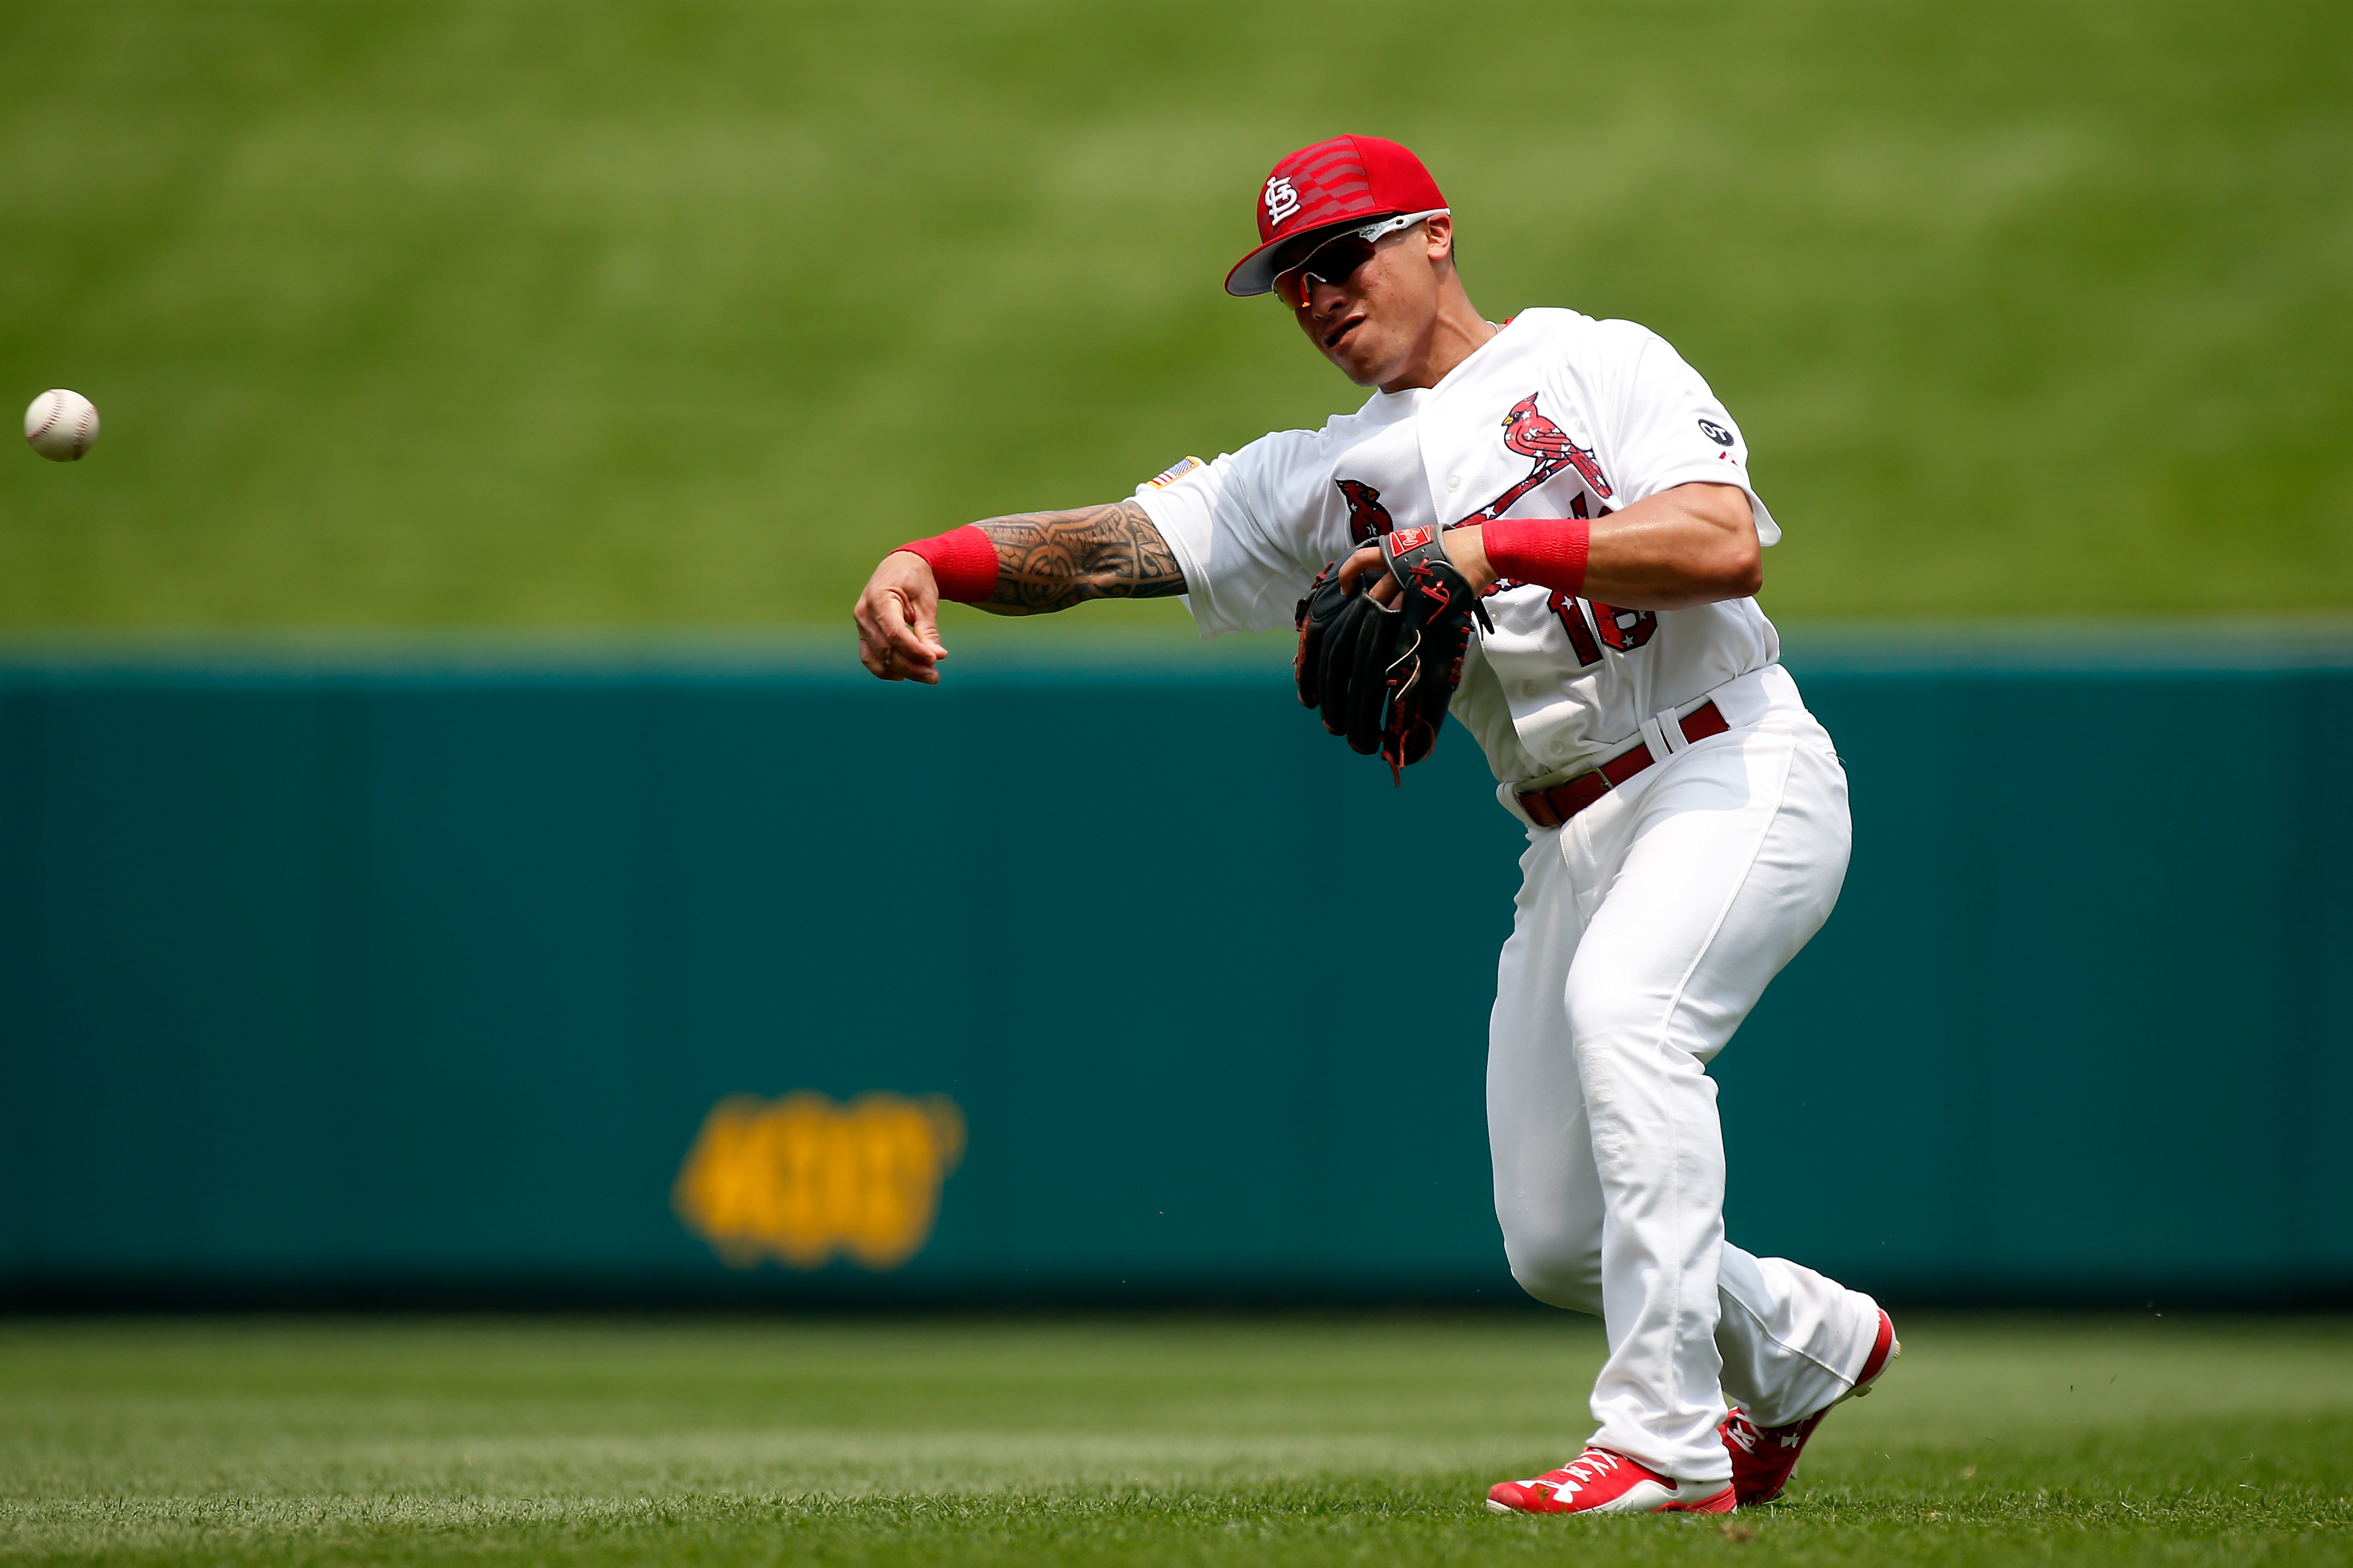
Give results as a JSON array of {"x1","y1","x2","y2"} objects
[
  {"x1": 1553, "y1": 766, "x2": 1610, "y2": 820},
  {"x1": 1523, "y1": 759, "x2": 1621, "y2": 830}
]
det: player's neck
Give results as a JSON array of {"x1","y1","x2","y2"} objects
[{"x1": 1378, "y1": 284, "x2": 1498, "y2": 394}]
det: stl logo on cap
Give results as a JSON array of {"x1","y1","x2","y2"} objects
[
  {"x1": 1226, "y1": 135, "x2": 1450, "y2": 297},
  {"x1": 1264, "y1": 176, "x2": 1302, "y2": 227}
]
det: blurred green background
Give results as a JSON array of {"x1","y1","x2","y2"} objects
[{"x1": 1, "y1": 0, "x2": 2347, "y2": 630}]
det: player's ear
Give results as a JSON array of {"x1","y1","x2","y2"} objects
[{"x1": 1424, "y1": 214, "x2": 1456, "y2": 271}]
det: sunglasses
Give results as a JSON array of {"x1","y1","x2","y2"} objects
[{"x1": 1272, "y1": 208, "x2": 1448, "y2": 309}]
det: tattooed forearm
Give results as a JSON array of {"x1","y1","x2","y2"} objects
[{"x1": 972, "y1": 500, "x2": 1187, "y2": 614}]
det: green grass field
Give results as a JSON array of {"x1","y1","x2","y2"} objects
[
  {"x1": 3, "y1": 1315, "x2": 2349, "y2": 1566},
  {"x1": 2, "y1": 0, "x2": 2349, "y2": 630}
]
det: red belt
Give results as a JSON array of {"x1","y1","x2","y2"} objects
[{"x1": 1516, "y1": 701, "x2": 1730, "y2": 829}]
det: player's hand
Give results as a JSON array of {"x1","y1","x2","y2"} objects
[
  {"x1": 854, "y1": 552, "x2": 950, "y2": 683},
  {"x1": 1438, "y1": 524, "x2": 1495, "y2": 590},
  {"x1": 1336, "y1": 526, "x2": 1496, "y2": 604}
]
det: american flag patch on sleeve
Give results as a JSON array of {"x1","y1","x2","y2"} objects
[{"x1": 1146, "y1": 456, "x2": 1204, "y2": 489}]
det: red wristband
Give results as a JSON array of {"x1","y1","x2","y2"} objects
[
  {"x1": 1480, "y1": 518, "x2": 1589, "y2": 596},
  {"x1": 893, "y1": 525, "x2": 999, "y2": 604}
]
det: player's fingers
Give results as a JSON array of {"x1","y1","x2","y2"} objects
[
  {"x1": 1336, "y1": 544, "x2": 1388, "y2": 595},
  {"x1": 909, "y1": 602, "x2": 947, "y2": 662},
  {"x1": 852, "y1": 595, "x2": 902, "y2": 680},
  {"x1": 879, "y1": 590, "x2": 944, "y2": 684},
  {"x1": 854, "y1": 591, "x2": 930, "y2": 682},
  {"x1": 1368, "y1": 574, "x2": 1401, "y2": 606}
]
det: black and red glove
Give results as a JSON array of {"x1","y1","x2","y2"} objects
[{"x1": 1293, "y1": 526, "x2": 1491, "y2": 781}]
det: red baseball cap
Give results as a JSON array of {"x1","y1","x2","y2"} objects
[{"x1": 1224, "y1": 135, "x2": 1449, "y2": 298}]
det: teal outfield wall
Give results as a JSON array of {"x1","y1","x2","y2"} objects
[{"x1": 2, "y1": 636, "x2": 2350, "y2": 1307}]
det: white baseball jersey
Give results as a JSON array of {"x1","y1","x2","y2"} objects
[{"x1": 1134, "y1": 308, "x2": 1781, "y2": 788}]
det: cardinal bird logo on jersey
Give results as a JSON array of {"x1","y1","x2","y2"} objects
[
  {"x1": 1460, "y1": 393, "x2": 1613, "y2": 525},
  {"x1": 1501, "y1": 395, "x2": 1613, "y2": 497},
  {"x1": 1335, "y1": 479, "x2": 1396, "y2": 544},
  {"x1": 1461, "y1": 398, "x2": 1657, "y2": 659}
]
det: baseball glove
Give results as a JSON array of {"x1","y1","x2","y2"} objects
[{"x1": 1293, "y1": 525, "x2": 1492, "y2": 780}]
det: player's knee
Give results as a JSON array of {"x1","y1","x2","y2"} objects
[
  {"x1": 1564, "y1": 1007, "x2": 1714, "y2": 1077},
  {"x1": 1502, "y1": 1233, "x2": 1604, "y2": 1314},
  {"x1": 1560, "y1": 975, "x2": 1660, "y2": 1053}
]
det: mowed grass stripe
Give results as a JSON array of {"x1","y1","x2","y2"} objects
[{"x1": 1, "y1": 1315, "x2": 2348, "y2": 1565}]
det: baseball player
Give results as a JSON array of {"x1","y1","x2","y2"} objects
[{"x1": 853, "y1": 135, "x2": 1896, "y2": 1515}]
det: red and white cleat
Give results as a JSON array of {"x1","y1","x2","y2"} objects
[
  {"x1": 1720, "y1": 1308, "x2": 1900, "y2": 1507},
  {"x1": 1486, "y1": 1447, "x2": 1736, "y2": 1515}
]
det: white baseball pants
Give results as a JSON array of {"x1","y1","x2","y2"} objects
[{"x1": 1487, "y1": 664, "x2": 1885, "y2": 1484}]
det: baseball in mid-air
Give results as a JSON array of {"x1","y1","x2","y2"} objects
[{"x1": 24, "y1": 389, "x2": 100, "y2": 462}]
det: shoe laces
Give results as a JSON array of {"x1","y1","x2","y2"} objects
[
  {"x1": 1533, "y1": 1448, "x2": 1622, "y2": 1497},
  {"x1": 1722, "y1": 1412, "x2": 1761, "y2": 1454}
]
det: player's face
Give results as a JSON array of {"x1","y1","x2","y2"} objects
[{"x1": 1286, "y1": 217, "x2": 1452, "y2": 390}]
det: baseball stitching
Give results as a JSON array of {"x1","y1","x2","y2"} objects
[{"x1": 28, "y1": 394, "x2": 93, "y2": 458}]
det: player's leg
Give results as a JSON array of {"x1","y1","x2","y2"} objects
[
  {"x1": 1715, "y1": 1247, "x2": 1884, "y2": 1427},
  {"x1": 1486, "y1": 751, "x2": 1877, "y2": 1400},
  {"x1": 1488, "y1": 831, "x2": 1745, "y2": 1514},
  {"x1": 1561, "y1": 698, "x2": 1863, "y2": 1482}
]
